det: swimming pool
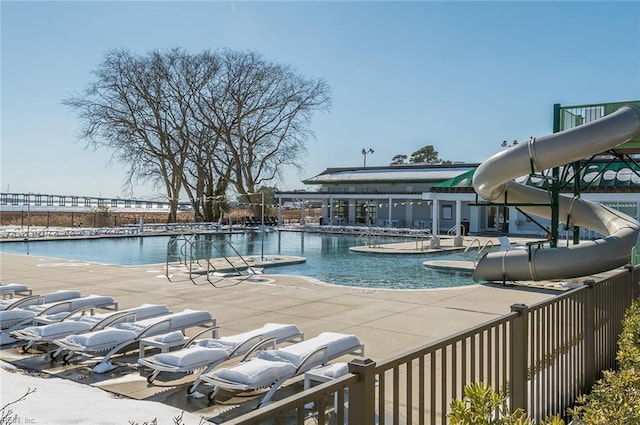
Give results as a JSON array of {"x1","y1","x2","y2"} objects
[{"x1": 0, "y1": 231, "x2": 476, "y2": 290}]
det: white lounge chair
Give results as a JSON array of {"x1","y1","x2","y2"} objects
[
  {"x1": 138, "y1": 322, "x2": 303, "y2": 394},
  {"x1": 0, "y1": 290, "x2": 82, "y2": 311},
  {"x1": 497, "y1": 236, "x2": 528, "y2": 251},
  {"x1": 10, "y1": 304, "x2": 171, "y2": 353},
  {"x1": 0, "y1": 295, "x2": 118, "y2": 345},
  {"x1": 200, "y1": 331, "x2": 364, "y2": 408},
  {"x1": 52, "y1": 309, "x2": 215, "y2": 373},
  {"x1": 0, "y1": 283, "x2": 32, "y2": 297}
]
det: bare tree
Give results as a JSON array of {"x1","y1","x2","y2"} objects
[
  {"x1": 196, "y1": 49, "x2": 331, "y2": 216},
  {"x1": 65, "y1": 48, "x2": 331, "y2": 221},
  {"x1": 64, "y1": 48, "x2": 191, "y2": 221}
]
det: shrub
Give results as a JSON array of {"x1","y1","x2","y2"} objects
[
  {"x1": 569, "y1": 299, "x2": 640, "y2": 424},
  {"x1": 448, "y1": 382, "x2": 564, "y2": 425}
]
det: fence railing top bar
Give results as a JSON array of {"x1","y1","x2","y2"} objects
[{"x1": 376, "y1": 311, "x2": 517, "y2": 370}]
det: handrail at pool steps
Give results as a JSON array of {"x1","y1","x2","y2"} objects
[
  {"x1": 463, "y1": 238, "x2": 495, "y2": 263},
  {"x1": 219, "y1": 265, "x2": 640, "y2": 424}
]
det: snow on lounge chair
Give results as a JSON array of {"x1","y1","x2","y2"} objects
[
  {"x1": 10, "y1": 304, "x2": 171, "y2": 353},
  {"x1": 138, "y1": 322, "x2": 303, "y2": 394},
  {"x1": 0, "y1": 295, "x2": 118, "y2": 345},
  {"x1": 200, "y1": 331, "x2": 364, "y2": 408},
  {"x1": 52, "y1": 309, "x2": 215, "y2": 373},
  {"x1": 0, "y1": 290, "x2": 82, "y2": 311},
  {"x1": 0, "y1": 283, "x2": 33, "y2": 297}
]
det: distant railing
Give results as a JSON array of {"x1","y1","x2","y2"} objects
[
  {"x1": 0, "y1": 226, "x2": 141, "y2": 239},
  {"x1": 222, "y1": 265, "x2": 640, "y2": 424},
  {"x1": 0, "y1": 192, "x2": 177, "y2": 211}
]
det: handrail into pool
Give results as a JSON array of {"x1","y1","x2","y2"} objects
[
  {"x1": 165, "y1": 235, "x2": 260, "y2": 284},
  {"x1": 463, "y1": 238, "x2": 495, "y2": 263}
]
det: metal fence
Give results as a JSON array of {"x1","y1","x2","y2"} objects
[{"x1": 221, "y1": 265, "x2": 640, "y2": 424}]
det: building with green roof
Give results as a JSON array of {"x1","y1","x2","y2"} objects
[{"x1": 275, "y1": 101, "x2": 640, "y2": 239}]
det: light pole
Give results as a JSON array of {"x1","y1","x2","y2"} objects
[
  {"x1": 361, "y1": 148, "x2": 374, "y2": 167},
  {"x1": 258, "y1": 192, "x2": 265, "y2": 261},
  {"x1": 26, "y1": 193, "x2": 31, "y2": 254},
  {"x1": 260, "y1": 192, "x2": 264, "y2": 229}
]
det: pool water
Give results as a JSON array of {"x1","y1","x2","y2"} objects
[{"x1": 0, "y1": 231, "x2": 475, "y2": 290}]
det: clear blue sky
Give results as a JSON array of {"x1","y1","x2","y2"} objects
[{"x1": 2, "y1": 1, "x2": 639, "y2": 200}]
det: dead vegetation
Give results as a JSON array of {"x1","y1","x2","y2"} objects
[{"x1": 0, "y1": 208, "x2": 316, "y2": 228}]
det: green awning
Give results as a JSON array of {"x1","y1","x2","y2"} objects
[
  {"x1": 435, "y1": 169, "x2": 476, "y2": 188},
  {"x1": 435, "y1": 162, "x2": 640, "y2": 190}
]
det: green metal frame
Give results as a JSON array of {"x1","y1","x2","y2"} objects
[
  {"x1": 475, "y1": 100, "x2": 640, "y2": 241},
  {"x1": 550, "y1": 100, "x2": 640, "y2": 246}
]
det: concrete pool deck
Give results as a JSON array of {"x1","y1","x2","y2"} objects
[
  {"x1": 0, "y1": 241, "x2": 578, "y2": 423},
  {"x1": 2, "y1": 231, "x2": 605, "y2": 422}
]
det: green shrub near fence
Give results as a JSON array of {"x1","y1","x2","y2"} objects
[
  {"x1": 569, "y1": 298, "x2": 640, "y2": 425},
  {"x1": 451, "y1": 298, "x2": 640, "y2": 425}
]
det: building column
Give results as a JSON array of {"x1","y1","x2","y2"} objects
[
  {"x1": 453, "y1": 200, "x2": 463, "y2": 246},
  {"x1": 431, "y1": 199, "x2": 439, "y2": 236},
  {"x1": 299, "y1": 200, "x2": 305, "y2": 225},
  {"x1": 321, "y1": 201, "x2": 328, "y2": 225},
  {"x1": 388, "y1": 198, "x2": 393, "y2": 227},
  {"x1": 406, "y1": 200, "x2": 413, "y2": 228},
  {"x1": 455, "y1": 200, "x2": 462, "y2": 236},
  {"x1": 349, "y1": 199, "x2": 356, "y2": 224},
  {"x1": 329, "y1": 197, "x2": 333, "y2": 225}
]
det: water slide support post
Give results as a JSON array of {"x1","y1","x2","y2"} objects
[{"x1": 550, "y1": 104, "x2": 561, "y2": 248}]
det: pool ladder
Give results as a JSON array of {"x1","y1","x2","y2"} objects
[
  {"x1": 358, "y1": 227, "x2": 382, "y2": 248},
  {"x1": 165, "y1": 235, "x2": 258, "y2": 284},
  {"x1": 463, "y1": 238, "x2": 495, "y2": 265}
]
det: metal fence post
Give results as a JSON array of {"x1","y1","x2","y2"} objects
[
  {"x1": 624, "y1": 264, "x2": 640, "y2": 300},
  {"x1": 510, "y1": 303, "x2": 529, "y2": 412},
  {"x1": 583, "y1": 279, "x2": 596, "y2": 391},
  {"x1": 635, "y1": 265, "x2": 640, "y2": 299},
  {"x1": 348, "y1": 358, "x2": 376, "y2": 425}
]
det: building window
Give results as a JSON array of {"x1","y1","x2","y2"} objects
[
  {"x1": 333, "y1": 200, "x2": 348, "y2": 222},
  {"x1": 441, "y1": 205, "x2": 453, "y2": 220},
  {"x1": 356, "y1": 200, "x2": 376, "y2": 224}
]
